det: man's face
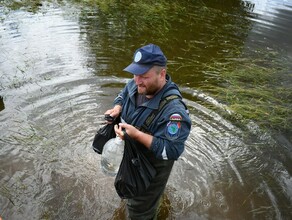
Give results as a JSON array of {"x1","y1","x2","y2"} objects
[{"x1": 134, "y1": 67, "x2": 165, "y2": 96}]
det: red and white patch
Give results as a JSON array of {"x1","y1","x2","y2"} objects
[{"x1": 169, "y1": 113, "x2": 182, "y2": 121}]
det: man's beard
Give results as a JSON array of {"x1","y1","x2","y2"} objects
[{"x1": 138, "y1": 85, "x2": 157, "y2": 96}]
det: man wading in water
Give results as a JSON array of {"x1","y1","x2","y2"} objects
[{"x1": 105, "y1": 44, "x2": 191, "y2": 219}]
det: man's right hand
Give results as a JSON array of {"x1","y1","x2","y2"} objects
[{"x1": 104, "y1": 105, "x2": 122, "y2": 122}]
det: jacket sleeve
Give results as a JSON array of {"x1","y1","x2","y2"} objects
[
  {"x1": 113, "y1": 84, "x2": 129, "y2": 107},
  {"x1": 149, "y1": 99, "x2": 191, "y2": 160}
]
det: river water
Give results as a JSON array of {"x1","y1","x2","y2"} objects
[{"x1": 0, "y1": 0, "x2": 292, "y2": 219}]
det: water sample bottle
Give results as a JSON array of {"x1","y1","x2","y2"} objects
[{"x1": 101, "y1": 136, "x2": 124, "y2": 176}]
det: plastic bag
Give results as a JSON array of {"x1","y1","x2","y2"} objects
[
  {"x1": 92, "y1": 116, "x2": 120, "y2": 154},
  {"x1": 114, "y1": 132, "x2": 156, "y2": 199}
]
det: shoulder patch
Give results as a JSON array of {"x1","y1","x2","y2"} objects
[
  {"x1": 170, "y1": 113, "x2": 182, "y2": 121},
  {"x1": 165, "y1": 113, "x2": 182, "y2": 140}
]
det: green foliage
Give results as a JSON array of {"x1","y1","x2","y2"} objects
[
  {"x1": 205, "y1": 51, "x2": 292, "y2": 132},
  {"x1": 2, "y1": 0, "x2": 44, "y2": 12},
  {"x1": 72, "y1": 0, "x2": 189, "y2": 40}
]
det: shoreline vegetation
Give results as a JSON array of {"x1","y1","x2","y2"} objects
[{"x1": 2, "y1": 0, "x2": 291, "y2": 134}]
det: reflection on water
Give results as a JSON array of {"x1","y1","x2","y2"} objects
[
  {"x1": 0, "y1": 0, "x2": 291, "y2": 219},
  {"x1": 244, "y1": 0, "x2": 292, "y2": 54}
]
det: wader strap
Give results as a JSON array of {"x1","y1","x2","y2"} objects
[{"x1": 140, "y1": 95, "x2": 180, "y2": 132}]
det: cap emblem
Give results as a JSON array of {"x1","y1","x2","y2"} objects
[{"x1": 134, "y1": 51, "x2": 142, "y2": 62}]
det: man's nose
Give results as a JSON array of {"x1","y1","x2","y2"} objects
[{"x1": 134, "y1": 75, "x2": 142, "y2": 84}]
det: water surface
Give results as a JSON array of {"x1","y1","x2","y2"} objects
[{"x1": 0, "y1": 0, "x2": 291, "y2": 219}]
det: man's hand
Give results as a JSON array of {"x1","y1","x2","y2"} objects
[
  {"x1": 114, "y1": 123, "x2": 138, "y2": 139},
  {"x1": 104, "y1": 105, "x2": 122, "y2": 123},
  {"x1": 114, "y1": 123, "x2": 153, "y2": 149}
]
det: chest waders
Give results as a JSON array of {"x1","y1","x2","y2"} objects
[{"x1": 127, "y1": 95, "x2": 180, "y2": 220}]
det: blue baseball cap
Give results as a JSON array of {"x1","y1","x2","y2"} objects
[{"x1": 123, "y1": 44, "x2": 167, "y2": 75}]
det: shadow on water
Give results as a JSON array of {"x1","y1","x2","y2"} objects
[
  {"x1": 0, "y1": 0, "x2": 292, "y2": 219},
  {"x1": 0, "y1": 96, "x2": 4, "y2": 111}
]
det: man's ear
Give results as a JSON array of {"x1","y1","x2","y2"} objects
[{"x1": 160, "y1": 68, "x2": 166, "y2": 78}]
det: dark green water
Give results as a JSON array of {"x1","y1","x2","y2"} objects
[{"x1": 0, "y1": 0, "x2": 291, "y2": 219}]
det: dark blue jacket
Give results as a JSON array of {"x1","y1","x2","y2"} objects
[{"x1": 113, "y1": 74, "x2": 191, "y2": 160}]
